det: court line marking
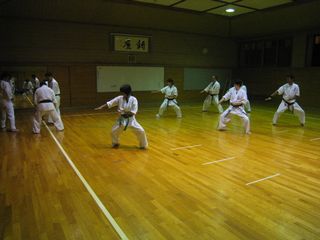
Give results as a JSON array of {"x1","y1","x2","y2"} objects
[
  {"x1": 202, "y1": 157, "x2": 235, "y2": 165},
  {"x1": 171, "y1": 144, "x2": 202, "y2": 151},
  {"x1": 310, "y1": 137, "x2": 320, "y2": 141},
  {"x1": 246, "y1": 173, "x2": 281, "y2": 186},
  {"x1": 26, "y1": 96, "x2": 128, "y2": 240}
]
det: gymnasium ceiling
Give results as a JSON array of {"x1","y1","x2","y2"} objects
[{"x1": 132, "y1": 0, "x2": 300, "y2": 17}]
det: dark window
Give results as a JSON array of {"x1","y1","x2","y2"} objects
[
  {"x1": 311, "y1": 34, "x2": 320, "y2": 66},
  {"x1": 239, "y1": 41, "x2": 263, "y2": 67},
  {"x1": 278, "y1": 39, "x2": 292, "y2": 67},
  {"x1": 263, "y1": 40, "x2": 277, "y2": 66},
  {"x1": 239, "y1": 38, "x2": 292, "y2": 67}
]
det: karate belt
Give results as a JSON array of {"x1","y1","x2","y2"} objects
[
  {"x1": 165, "y1": 97, "x2": 178, "y2": 109},
  {"x1": 55, "y1": 94, "x2": 60, "y2": 96},
  {"x1": 230, "y1": 103, "x2": 243, "y2": 107},
  {"x1": 282, "y1": 98, "x2": 295, "y2": 112},
  {"x1": 226, "y1": 103, "x2": 247, "y2": 116},
  {"x1": 118, "y1": 113, "x2": 134, "y2": 131},
  {"x1": 39, "y1": 99, "x2": 53, "y2": 103},
  {"x1": 208, "y1": 94, "x2": 218, "y2": 102}
]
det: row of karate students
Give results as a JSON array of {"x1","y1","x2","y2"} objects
[
  {"x1": 93, "y1": 74, "x2": 305, "y2": 149},
  {"x1": 1, "y1": 72, "x2": 305, "y2": 150},
  {"x1": 0, "y1": 72, "x2": 63, "y2": 133}
]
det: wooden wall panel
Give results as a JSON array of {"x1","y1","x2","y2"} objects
[{"x1": 69, "y1": 65, "x2": 96, "y2": 106}]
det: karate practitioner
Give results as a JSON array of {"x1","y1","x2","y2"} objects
[
  {"x1": 0, "y1": 73, "x2": 18, "y2": 132},
  {"x1": 217, "y1": 80, "x2": 250, "y2": 134},
  {"x1": 31, "y1": 74, "x2": 40, "y2": 90},
  {"x1": 45, "y1": 72, "x2": 61, "y2": 123},
  {"x1": 201, "y1": 75, "x2": 223, "y2": 113},
  {"x1": 227, "y1": 84, "x2": 251, "y2": 113},
  {"x1": 32, "y1": 81, "x2": 64, "y2": 134},
  {"x1": 95, "y1": 84, "x2": 148, "y2": 149},
  {"x1": 154, "y1": 78, "x2": 182, "y2": 118},
  {"x1": 265, "y1": 75, "x2": 305, "y2": 126},
  {"x1": 23, "y1": 79, "x2": 34, "y2": 95}
]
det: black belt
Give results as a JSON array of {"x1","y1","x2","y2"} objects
[
  {"x1": 231, "y1": 103, "x2": 243, "y2": 107},
  {"x1": 39, "y1": 99, "x2": 53, "y2": 103},
  {"x1": 209, "y1": 94, "x2": 218, "y2": 97},
  {"x1": 121, "y1": 113, "x2": 133, "y2": 119},
  {"x1": 282, "y1": 98, "x2": 295, "y2": 106},
  {"x1": 119, "y1": 113, "x2": 134, "y2": 130},
  {"x1": 166, "y1": 98, "x2": 177, "y2": 109},
  {"x1": 283, "y1": 98, "x2": 295, "y2": 112},
  {"x1": 55, "y1": 94, "x2": 60, "y2": 96}
]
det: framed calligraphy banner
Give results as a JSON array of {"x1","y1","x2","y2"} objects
[{"x1": 111, "y1": 33, "x2": 151, "y2": 53}]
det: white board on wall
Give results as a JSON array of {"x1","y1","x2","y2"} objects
[{"x1": 97, "y1": 66, "x2": 164, "y2": 92}]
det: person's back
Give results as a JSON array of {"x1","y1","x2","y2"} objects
[
  {"x1": 34, "y1": 85, "x2": 56, "y2": 111},
  {"x1": 32, "y1": 82, "x2": 64, "y2": 134},
  {"x1": 0, "y1": 73, "x2": 18, "y2": 132}
]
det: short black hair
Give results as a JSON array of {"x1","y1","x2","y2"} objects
[
  {"x1": 234, "y1": 79, "x2": 243, "y2": 86},
  {"x1": 120, "y1": 84, "x2": 132, "y2": 95},
  {"x1": 40, "y1": 80, "x2": 47, "y2": 87},
  {"x1": 167, "y1": 78, "x2": 174, "y2": 83},
  {"x1": 45, "y1": 72, "x2": 53, "y2": 77},
  {"x1": 286, "y1": 74, "x2": 294, "y2": 80},
  {"x1": 31, "y1": 74, "x2": 36, "y2": 78}
]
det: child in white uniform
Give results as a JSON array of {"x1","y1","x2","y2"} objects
[
  {"x1": 201, "y1": 75, "x2": 223, "y2": 113},
  {"x1": 155, "y1": 78, "x2": 182, "y2": 118},
  {"x1": 266, "y1": 75, "x2": 305, "y2": 126},
  {"x1": 227, "y1": 84, "x2": 251, "y2": 113},
  {"x1": 218, "y1": 80, "x2": 250, "y2": 134},
  {"x1": 95, "y1": 84, "x2": 148, "y2": 149}
]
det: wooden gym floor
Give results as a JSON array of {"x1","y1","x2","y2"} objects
[{"x1": 1, "y1": 98, "x2": 320, "y2": 240}]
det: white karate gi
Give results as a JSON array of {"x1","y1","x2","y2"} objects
[
  {"x1": 218, "y1": 87, "x2": 250, "y2": 134},
  {"x1": 228, "y1": 85, "x2": 251, "y2": 112},
  {"x1": 0, "y1": 80, "x2": 17, "y2": 130},
  {"x1": 202, "y1": 81, "x2": 223, "y2": 113},
  {"x1": 10, "y1": 78, "x2": 15, "y2": 95},
  {"x1": 23, "y1": 81, "x2": 34, "y2": 95},
  {"x1": 48, "y1": 78, "x2": 61, "y2": 123},
  {"x1": 272, "y1": 83, "x2": 305, "y2": 125},
  {"x1": 107, "y1": 95, "x2": 148, "y2": 148},
  {"x1": 158, "y1": 85, "x2": 182, "y2": 118},
  {"x1": 32, "y1": 85, "x2": 64, "y2": 133},
  {"x1": 33, "y1": 77, "x2": 40, "y2": 89}
]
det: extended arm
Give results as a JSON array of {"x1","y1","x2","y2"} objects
[
  {"x1": 265, "y1": 90, "x2": 279, "y2": 101},
  {"x1": 94, "y1": 103, "x2": 108, "y2": 110}
]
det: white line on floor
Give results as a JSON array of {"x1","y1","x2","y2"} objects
[
  {"x1": 202, "y1": 157, "x2": 235, "y2": 165},
  {"x1": 26, "y1": 96, "x2": 129, "y2": 240},
  {"x1": 246, "y1": 173, "x2": 281, "y2": 186},
  {"x1": 171, "y1": 144, "x2": 202, "y2": 151},
  {"x1": 310, "y1": 137, "x2": 320, "y2": 141}
]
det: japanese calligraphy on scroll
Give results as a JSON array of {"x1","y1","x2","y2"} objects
[{"x1": 111, "y1": 33, "x2": 150, "y2": 53}]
